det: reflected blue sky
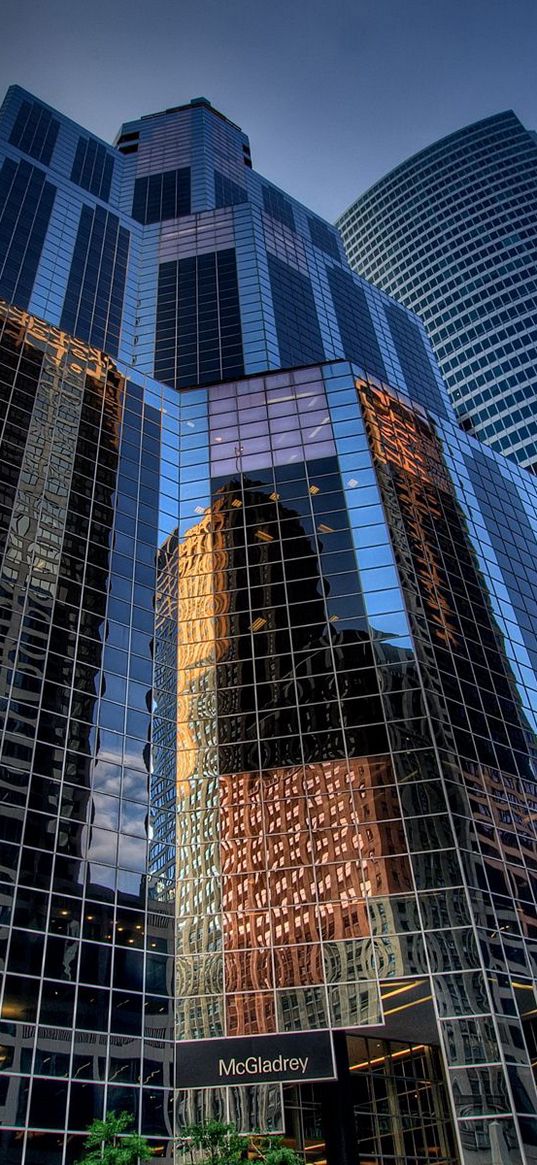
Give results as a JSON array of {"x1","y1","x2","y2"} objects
[{"x1": 1, "y1": 0, "x2": 536, "y2": 220}]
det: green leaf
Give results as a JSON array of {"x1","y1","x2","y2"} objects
[
  {"x1": 176, "y1": 1121, "x2": 303, "y2": 1165},
  {"x1": 77, "y1": 1111, "x2": 154, "y2": 1164},
  {"x1": 176, "y1": 1120, "x2": 249, "y2": 1164}
]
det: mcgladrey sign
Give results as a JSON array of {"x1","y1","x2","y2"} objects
[{"x1": 178, "y1": 1031, "x2": 336, "y2": 1088}]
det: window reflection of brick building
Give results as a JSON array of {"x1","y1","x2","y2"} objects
[{"x1": 220, "y1": 755, "x2": 408, "y2": 1037}]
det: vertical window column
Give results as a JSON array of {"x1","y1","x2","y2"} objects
[
  {"x1": 9, "y1": 98, "x2": 59, "y2": 165},
  {"x1": 155, "y1": 249, "x2": 244, "y2": 389},
  {"x1": 60, "y1": 205, "x2": 129, "y2": 357},
  {"x1": 267, "y1": 253, "x2": 325, "y2": 369},
  {"x1": 0, "y1": 157, "x2": 56, "y2": 310},
  {"x1": 327, "y1": 266, "x2": 388, "y2": 382}
]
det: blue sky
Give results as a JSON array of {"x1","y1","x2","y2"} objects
[{"x1": 1, "y1": 0, "x2": 536, "y2": 220}]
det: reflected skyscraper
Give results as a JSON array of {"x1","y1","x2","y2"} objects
[{"x1": 1, "y1": 86, "x2": 537, "y2": 1165}]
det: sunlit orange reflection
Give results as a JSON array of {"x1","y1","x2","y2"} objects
[{"x1": 219, "y1": 755, "x2": 406, "y2": 1035}]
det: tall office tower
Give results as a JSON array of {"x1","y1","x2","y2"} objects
[
  {"x1": 3, "y1": 88, "x2": 537, "y2": 1165},
  {"x1": 336, "y1": 111, "x2": 537, "y2": 472}
]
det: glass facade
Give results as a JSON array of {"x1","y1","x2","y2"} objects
[
  {"x1": 70, "y1": 136, "x2": 115, "y2": 202},
  {"x1": 0, "y1": 304, "x2": 173, "y2": 1163},
  {"x1": 0, "y1": 83, "x2": 450, "y2": 419},
  {"x1": 337, "y1": 111, "x2": 537, "y2": 471},
  {"x1": 0, "y1": 158, "x2": 56, "y2": 309},
  {"x1": 1, "y1": 86, "x2": 537, "y2": 1165},
  {"x1": 155, "y1": 248, "x2": 244, "y2": 388},
  {"x1": 59, "y1": 205, "x2": 130, "y2": 358}
]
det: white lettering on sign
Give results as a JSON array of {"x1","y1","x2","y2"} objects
[{"x1": 218, "y1": 1055, "x2": 309, "y2": 1078}]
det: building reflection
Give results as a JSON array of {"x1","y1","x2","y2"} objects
[{"x1": 173, "y1": 466, "x2": 422, "y2": 1046}]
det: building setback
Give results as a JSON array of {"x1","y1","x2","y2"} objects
[
  {"x1": 337, "y1": 111, "x2": 537, "y2": 473},
  {"x1": 1, "y1": 87, "x2": 537, "y2": 1165}
]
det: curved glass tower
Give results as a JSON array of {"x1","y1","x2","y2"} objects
[{"x1": 337, "y1": 111, "x2": 537, "y2": 472}]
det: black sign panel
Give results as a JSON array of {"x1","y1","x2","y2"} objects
[{"x1": 177, "y1": 1030, "x2": 336, "y2": 1088}]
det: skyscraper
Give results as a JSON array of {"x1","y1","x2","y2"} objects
[
  {"x1": 337, "y1": 111, "x2": 537, "y2": 472},
  {"x1": 2, "y1": 86, "x2": 537, "y2": 1165}
]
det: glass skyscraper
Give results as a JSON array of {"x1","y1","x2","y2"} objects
[
  {"x1": 2, "y1": 86, "x2": 537, "y2": 1165},
  {"x1": 337, "y1": 111, "x2": 537, "y2": 472}
]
